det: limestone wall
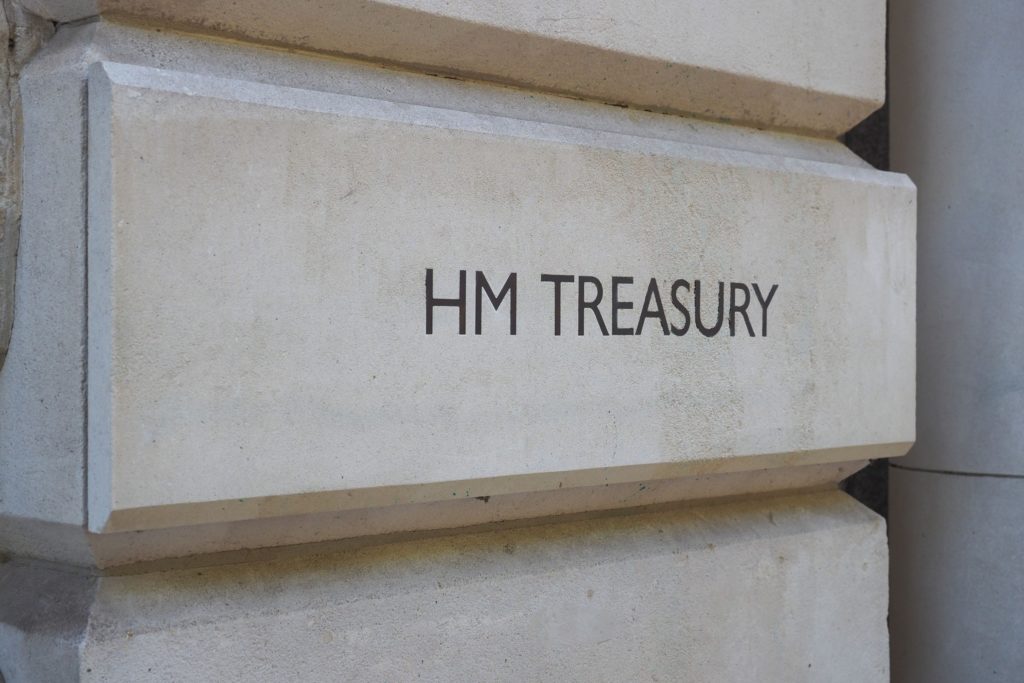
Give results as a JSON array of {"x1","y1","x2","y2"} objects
[{"x1": 0, "y1": 2, "x2": 911, "y2": 680}]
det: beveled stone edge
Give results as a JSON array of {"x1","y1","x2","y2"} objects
[
  {"x1": 83, "y1": 60, "x2": 915, "y2": 535},
  {"x1": 90, "y1": 444, "x2": 907, "y2": 534},
  {"x1": 88, "y1": 60, "x2": 909, "y2": 189},
  {"x1": 3, "y1": 459, "x2": 873, "y2": 569},
  {"x1": 21, "y1": 0, "x2": 883, "y2": 135}
]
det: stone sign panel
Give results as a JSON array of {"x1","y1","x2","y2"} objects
[{"x1": 86, "y1": 62, "x2": 915, "y2": 532}]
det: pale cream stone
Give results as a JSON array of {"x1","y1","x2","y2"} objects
[
  {"x1": 0, "y1": 24, "x2": 913, "y2": 564},
  {"x1": 0, "y1": 12, "x2": 902, "y2": 682},
  {"x1": 22, "y1": 0, "x2": 885, "y2": 134},
  {"x1": 0, "y1": 460, "x2": 862, "y2": 568},
  {"x1": 0, "y1": 18, "x2": 869, "y2": 537},
  {"x1": 0, "y1": 491, "x2": 891, "y2": 682},
  {"x1": 84, "y1": 59, "x2": 914, "y2": 533}
]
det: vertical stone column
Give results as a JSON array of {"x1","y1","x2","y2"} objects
[{"x1": 889, "y1": 0, "x2": 1024, "y2": 680}]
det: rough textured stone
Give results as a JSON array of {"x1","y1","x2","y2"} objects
[
  {"x1": 0, "y1": 491, "x2": 890, "y2": 682},
  {"x1": 84, "y1": 59, "x2": 914, "y2": 533},
  {"x1": 0, "y1": 17, "x2": 871, "y2": 536},
  {"x1": 3, "y1": 460, "x2": 862, "y2": 568},
  {"x1": 0, "y1": 22, "x2": 914, "y2": 565},
  {"x1": 0, "y1": 2, "x2": 78, "y2": 525},
  {"x1": 0, "y1": 8, "x2": 901, "y2": 681},
  {"x1": 0, "y1": 557, "x2": 95, "y2": 683},
  {"x1": 0, "y1": 2, "x2": 53, "y2": 370},
  {"x1": 22, "y1": 0, "x2": 885, "y2": 134}
]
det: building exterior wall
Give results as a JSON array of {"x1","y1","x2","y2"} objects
[{"x1": 0, "y1": 2, "x2": 916, "y2": 680}]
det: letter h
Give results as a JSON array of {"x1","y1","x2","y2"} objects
[{"x1": 425, "y1": 269, "x2": 467, "y2": 334}]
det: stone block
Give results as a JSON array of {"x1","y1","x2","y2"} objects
[
  {"x1": 84, "y1": 59, "x2": 914, "y2": 533},
  {"x1": 0, "y1": 25, "x2": 89, "y2": 525},
  {"x1": 0, "y1": 460, "x2": 861, "y2": 568},
  {"x1": 23, "y1": 0, "x2": 885, "y2": 134},
  {"x1": 0, "y1": 491, "x2": 890, "y2": 682},
  {"x1": 0, "y1": 24, "x2": 913, "y2": 565}
]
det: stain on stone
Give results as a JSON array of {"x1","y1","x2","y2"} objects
[{"x1": 0, "y1": 560, "x2": 95, "y2": 636}]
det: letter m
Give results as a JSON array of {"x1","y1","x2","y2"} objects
[{"x1": 475, "y1": 271, "x2": 517, "y2": 335}]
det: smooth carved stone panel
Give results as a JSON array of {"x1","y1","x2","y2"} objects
[
  {"x1": 27, "y1": 0, "x2": 884, "y2": 135},
  {"x1": 86, "y1": 62, "x2": 915, "y2": 532}
]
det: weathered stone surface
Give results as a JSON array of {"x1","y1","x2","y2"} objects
[
  {"x1": 84, "y1": 59, "x2": 914, "y2": 533},
  {"x1": 0, "y1": 460, "x2": 861, "y2": 568},
  {"x1": 0, "y1": 20, "x2": 867, "y2": 539},
  {"x1": 0, "y1": 24, "x2": 912, "y2": 568},
  {"x1": 0, "y1": 0, "x2": 54, "y2": 371},
  {"x1": 0, "y1": 14, "x2": 901, "y2": 680},
  {"x1": 0, "y1": 11, "x2": 82, "y2": 526},
  {"x1": 0, "y1": 491, "x2": 890, "y2": 682},
  {"x1": 0, "y1": 558, "x2": 95, "y2": 683},
  {"x1": 22, "y1": 0, "x2": 885, "y2": 134},
  {"x1": 1, "y1": 2, "x2": 54, "y2": 372}
]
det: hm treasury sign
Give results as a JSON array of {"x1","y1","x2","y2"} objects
[
  {"x1": 85, "y1": 62, "x2": 915, "y2": 532},
  {"x1": 424, "y1": 270, "x2": 778, "y2": 338}
]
